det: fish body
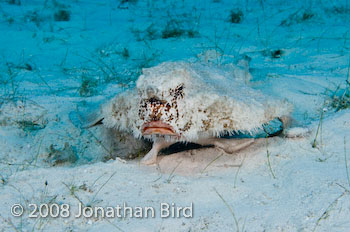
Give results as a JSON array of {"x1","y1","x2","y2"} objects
[{"x1": 97, "y1": 61, "x2": 292, "y2": 164}]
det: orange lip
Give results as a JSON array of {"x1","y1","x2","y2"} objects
[{"x1": 142, "y1": 121, "x2": 177, "y2": 136}]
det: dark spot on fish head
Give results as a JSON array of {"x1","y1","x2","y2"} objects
[
  {"x1": 170, "y1": 84, "x2": 185, "y2": 100},
  {"x1": 139, "y1": 97, "x2": 176, "y2": 124}
]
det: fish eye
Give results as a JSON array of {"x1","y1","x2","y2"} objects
[{"x1": 146, "y1": 86, "x2": 156, "y2": 98}]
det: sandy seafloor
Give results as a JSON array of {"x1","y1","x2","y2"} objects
[{"x1": 0, "y1": 0, "x2": 350, "y2": 231}]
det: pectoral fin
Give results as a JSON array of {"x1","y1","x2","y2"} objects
[{"x1": 69, "y1": 104, "x2": 104, "y2": 129}]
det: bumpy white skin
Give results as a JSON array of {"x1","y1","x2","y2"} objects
[{"x1": 102, "y1": 62, "x2": 293, "y2": 164}]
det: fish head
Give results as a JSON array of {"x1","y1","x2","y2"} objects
[
  {"x1": 138, "y1": 83, "x2": 185, "y2": 139},
  {"x1": 136, "y1": 62, "x2": 194, "y2": 140}
]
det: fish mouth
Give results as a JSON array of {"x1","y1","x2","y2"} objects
[{"x1": 142, "y1": 121, "x2": 177, "y2": 136}]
